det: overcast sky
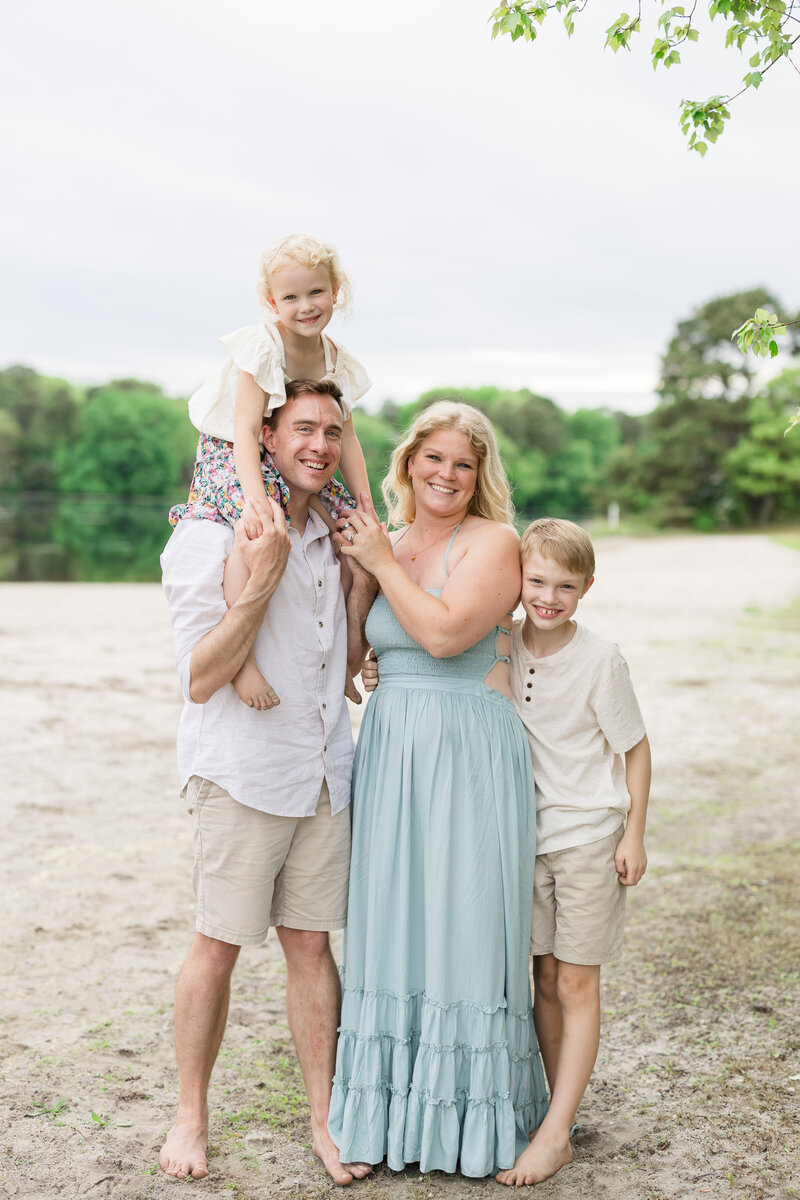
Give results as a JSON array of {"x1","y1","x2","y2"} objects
[{"x1": 2, "y1": 0, "x2": 797, "y2": 414}]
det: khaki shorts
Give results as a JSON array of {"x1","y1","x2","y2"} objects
[
  {"x1": 531, "y1": 827, "x2": 626, "y2": 965},
  {"x1": 183, "y1": 776, "x2": 350, "y2": 946}
]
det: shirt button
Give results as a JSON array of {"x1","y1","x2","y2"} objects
[
  {"x1": 527, "y1": 683, "x2": 532, "y2": 689},
  {"x1": 529, "y1": 668, "x2": 535, "y2": 674},
  {"x1": 323, "y1": 744, "x2": 327, "y2": 752},
  {"x1": 322, "y1": 703, "x2": 327, "y2": 710},
  {"x1": 317, "y1": 580, "x2": 322, "y2": 587},
  {"x1": 321, "y1": 663, "x2": 326, "y2": 670},
  {"x1": 318, "y1": 620, "x2": 323, "y2": 627},
  {"x1": 525, "y1": 697, "x2": 531, "y2": 702}
]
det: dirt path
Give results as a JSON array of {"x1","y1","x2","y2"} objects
[{"x1": 1, "y1": 532, "x2": 798, "y2": 1200}]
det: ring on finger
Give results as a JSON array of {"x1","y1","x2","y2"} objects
[{"x1": 348, "y1": 530, "x2": 356, "y2": 543}]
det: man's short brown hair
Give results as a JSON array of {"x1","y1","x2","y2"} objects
[{"x1": 265, "y1": 378, "x2": 344, "y2": 429}]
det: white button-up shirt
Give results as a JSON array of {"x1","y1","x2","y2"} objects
[{"x1": 161, "y1": 515, "x2": 353, "y2": 817}]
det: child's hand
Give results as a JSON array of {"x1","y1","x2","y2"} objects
[
  {"x1": 241, "y1": 497, "x2": 271, "y2": 540},
  {"x1": 361, "y1": 651, "x2": 379, "y2": 692},
  {"x1": 615, "y1": 832, "x2": 647, "y2": 887}
]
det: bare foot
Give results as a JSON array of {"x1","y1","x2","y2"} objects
[
  {"x1": 233, "y1": 659, "x2": 280, "y2": 710},
  {"x1": 344, "y1": 667, "x2": 362, "y2": 705},
  {"x1": 159, "y1": 1117, "x2": 209, "y2": 1179},
  {"x1": 495, "y1": 1131, "x2": 573, "y2": 1186},
  {"x1": 312, "y1": 1127, "x2": 373, "y2": 1185}
]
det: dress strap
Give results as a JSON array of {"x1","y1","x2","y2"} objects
[{"x1": 442, "y1": 523, "x2": 462, "y2": 578}]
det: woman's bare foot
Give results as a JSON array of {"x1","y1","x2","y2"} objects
[
  {"x1": 495, "y1": 1132, "x2": 573, "y2": 1186},
  {"x1": 233, "y1": 658, "x2": 280, "y2": 710},
  {"x1": 311, "y1": 1127, "x2": 373, "y2": 1185},
  {"x1": 159, "y1": 1117, "x2": 209, "y2": 1179}
]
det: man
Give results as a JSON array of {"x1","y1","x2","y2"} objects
[{"x1": 159, "y1": 378, "x2": 371, "y2": 1186}]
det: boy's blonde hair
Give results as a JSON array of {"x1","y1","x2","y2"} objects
[
  {"x1": 382, "y1": 401, "x2": 515, "y2": 528},
  {"x1": 520, "y1": 517, "x2": 595, "y2": 583},
  {"x1": 257, "y1": 234, "x2": 353, "y2": 314}
]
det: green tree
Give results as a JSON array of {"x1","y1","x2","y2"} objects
[
  {"x1": 0, "y1": 365, "x2": 82, "y2": 491},
  {"x1": 593, "y1": 289, "x2": 799, "y2": 527},
  {"x1": 723, "y1": 368, "x2": 800, "y2": 523},
  {"x1": 55, "y1": 380, "x2": 198, "y2": 496}
]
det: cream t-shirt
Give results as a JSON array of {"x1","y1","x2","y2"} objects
[{"x1": 511, "y1": 620, "x2": 646, "y2": 856}]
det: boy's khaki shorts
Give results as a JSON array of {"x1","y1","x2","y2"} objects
[
  {"x1": 531, "y1": 826, "x2": 626, "y2": 965},
  {"x1": 183, "y1": 775, "x2": 350, "y2": 946}
]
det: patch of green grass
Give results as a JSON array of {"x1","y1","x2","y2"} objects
[
  {"x1": 218, "y1": 1038, "x2": 309, "y2": 1139},
  {"x1": 770, "y1": 532, "x2": 800, "y2": 552}
]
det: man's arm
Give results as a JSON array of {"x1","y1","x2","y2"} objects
[{"x1": 189, "y1": 502, "x2": 290, "y2": 703}]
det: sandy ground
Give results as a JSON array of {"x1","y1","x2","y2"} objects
[{"x1": 1, "y1": 532, "x2": 799, "y2": 1200}]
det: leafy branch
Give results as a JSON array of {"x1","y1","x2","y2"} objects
[{"x1": 490, "y1": 1, "x2": 799, "y2": 154}]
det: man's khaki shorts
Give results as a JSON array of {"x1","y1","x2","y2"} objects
[
  {"x1": 183, "y1": 776, "x2": 350, "y2": 946},
  {"x1": 531, "y1": 826, "x2": 626, "y2": 965}
]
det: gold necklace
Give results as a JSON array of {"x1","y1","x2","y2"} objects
[{"x1": 408, "y1": 522, "x2": 460, "y2": 562}]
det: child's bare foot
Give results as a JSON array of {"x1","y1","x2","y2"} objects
[
  {"x1": 344, "y1": 667, "x2": 362, "y2": 705},
  {"x1": 495, "y1": 1131, "x2": 573, "y2": 1186},
  {"x1": 159, "y1": 1117, "x2": 209, "y2": 1179},
  {"x1": 311, "y1": 1126, "x2": 373, "y2": 1185},
  {"x1": 233, "y1": 659, "x2": 280, "y2": 710}
]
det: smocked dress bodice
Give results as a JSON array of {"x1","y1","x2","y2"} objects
[
  {"x1": 366, "y1": 593, "x2": 507, "y2": 682},
  {"x1": 364, "y1": 523, "x2": 510, "y2": 683}
]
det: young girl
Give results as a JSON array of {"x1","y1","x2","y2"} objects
[{"x1": 169, "y1": 233, "x2": 372, "y2": 709}]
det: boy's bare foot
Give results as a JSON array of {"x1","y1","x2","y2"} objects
[
  {"x1": 495, "y1": 1132, "x2": 573, "y2": 1186},
  {"x1": 159, "y1": 1118, "x2": 209, "y2": 1179},
  {"x1": 233, "y1": 660, "x2": 280, "y2": 710},
  {"x1": 344, "y1": 668, "x2": 362, "y2": 705},
  {"x1": 311, "y1": 1127, "x2": 373, "y2": 1185}
]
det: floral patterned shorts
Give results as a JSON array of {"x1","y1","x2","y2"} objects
[{"x1": 168, "y1": 433, "x2": 354, "y2": 528}]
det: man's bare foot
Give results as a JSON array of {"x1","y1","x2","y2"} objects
[
  {"x1": 495, "y1": 1132, "x2": 573, "y2": 1186},
  {"x1": 159, "y1": 1118, "x2": 209, "y2": 1179},
  {"x1": 311, "y1": 1127, "x2": 373, "y2": 1186},
  {"x1": 233, "y1": 660, "x2": 280, "y2": 710}
]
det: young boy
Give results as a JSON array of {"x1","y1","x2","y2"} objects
[{"x1": 496, "y1": 517, "x2": 651, "y2": 1188}]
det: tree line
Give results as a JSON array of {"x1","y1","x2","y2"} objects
[{"x1": 1, "y1": 287, "x2": 798, "y2": 535}]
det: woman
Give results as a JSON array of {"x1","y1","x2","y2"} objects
[{"x1": 328, "y1": 402, "x2": 548, "y2": 1177}]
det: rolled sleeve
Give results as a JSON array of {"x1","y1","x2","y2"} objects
[{"x1": 161, "y1": 521, "x2": 233, "y2": 703}]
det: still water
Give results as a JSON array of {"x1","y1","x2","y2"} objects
[{"x1": 0, "y1": 493, "x2": 180, "y2": 582}]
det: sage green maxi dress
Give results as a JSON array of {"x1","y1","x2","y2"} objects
[{"x1": 328, "y1": 540, "x2": 548, "y2": 1176}]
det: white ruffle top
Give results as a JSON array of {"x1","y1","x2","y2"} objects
[{"x1": 188, "y1": 322, "x2": 371, "y2": 441}]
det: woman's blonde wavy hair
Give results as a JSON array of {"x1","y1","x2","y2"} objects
[
  {"x1": 256, "y1": 234, "x2": 353, "y2": 315},
  {"x1": 382, "y1": 401, "x2": 515, "y2": 529}
]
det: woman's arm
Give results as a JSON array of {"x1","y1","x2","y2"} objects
[{"x1": 340, "y1": 511, "x2": 521, "y2": 658}]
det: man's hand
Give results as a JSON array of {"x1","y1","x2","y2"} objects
[
  {"x1": 361, "y1": 651, "x2": 379, "y2": 692},
  {"x1": 237, "y1": 498, "x2": 290, "y2": 596},
  {"x1": 615, "y1": 831, "x2": 647, "y2": 887},
  {"x1": 240, "y1": 496, "x2": 273, "y2": 541}
]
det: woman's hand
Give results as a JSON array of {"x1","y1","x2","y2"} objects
[{"x1": 336, "y1": 494, "x2": 395, "y2": 577}]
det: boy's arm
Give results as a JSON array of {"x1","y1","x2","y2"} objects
[
  {"x1": 616, "y1": 733, "x2": 651, "y2": 887},
  {"x1": 339, "y1": 416, "x2": 373, "y2": 507},
  {"x1": 345, "y1": 555, "x2": 378, "y2": 675}
]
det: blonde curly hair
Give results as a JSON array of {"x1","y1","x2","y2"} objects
[
  {"x1": 256, "y1": 234, "x2": 353, "y2": 315},
  {"x1": 382, "y1": 401, "x2": 515, "y2": 529}
]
